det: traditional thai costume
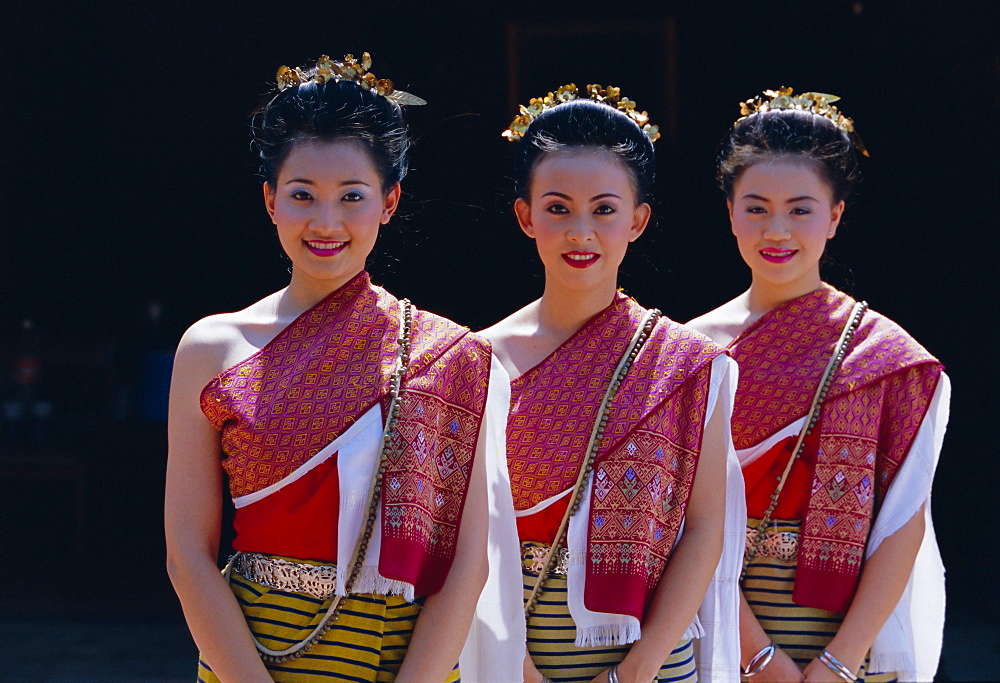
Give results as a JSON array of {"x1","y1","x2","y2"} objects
[
  {"x1": 194, "y1": 272, "x2": 523, "y2": 682},
  {"x1": 507, "y1": 293, "x2": 744, "y2": 683},
  {"x1": 731, "y1": 284, "x2": 948, "y2": 682}
]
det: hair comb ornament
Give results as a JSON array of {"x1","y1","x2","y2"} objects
[
  {"x1": 275, "y1": 52, "x2": 427, "y2": 106},
  {"x1": 503, "y1": 83, "x2": 660, "y2": 143},
  {"x1": 735, "y1": 87, "x2": 868, "y2": 157}
]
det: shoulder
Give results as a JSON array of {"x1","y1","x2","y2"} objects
[
  {"x1": 855, "y1": 304, "x2": 940, "y2": 368},
  {"x1": 174, "y1": 293, "x2": 283, "y2": 387},
  {"x1": 408, "y1": 305, "x2": 492, "y2": 368},
  {"x1": 685, "y1": 294, "x2": 753, "y2": 346},
  {"x1": 477, "y1": 302, "x2": 536, "y2": 350},
  {"x1": 476, "y1": 302, "x2": 539, "y2": 374}
]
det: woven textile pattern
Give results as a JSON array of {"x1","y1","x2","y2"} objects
[
  {"x1": 728, "y1": 284, "x2": 938, "y2": 450},
  {"x1": 589, "y1": 361, "x2": 712, "y2": 589},
  {"x1": 507, "y1": 293, "x2": 724, "y2": 619},
  {"x1": 729, "y1": 284, "x2": 941, "y2": 612},
  {"x1": 507, "y1": 295, "x2": 636, "y2": 511},
  {"x1": 200, "y1": 271, "x2": 491, "y2": 595}
]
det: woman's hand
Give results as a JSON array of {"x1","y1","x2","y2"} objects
[
  {"x1": 751, "y1": 646, "x2": 805, "y2": 682},
  {"x1": 587, "y1": 668, "x2": 611, "y2": 683},
  {"x1": 802, "y1": 655, "x2": 853, "y2": 682}
]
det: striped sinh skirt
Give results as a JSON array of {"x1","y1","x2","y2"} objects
[
  {"x1": 743, "y1": 519, "x2": 896, "y2": 682},
  {"x1": 523, "y1": 569, "x2": 697, "y2": 683},
  {"x1": 197, "y1": 558, "x2": 460, "y2": 683}
]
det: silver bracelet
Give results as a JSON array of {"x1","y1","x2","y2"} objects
[
  {"x1": 819, "y1": 649, "x2": 857, "y2": 683},
  {"x1": 743, "y1": 642, "x2": 775, "y2": 677},
  {"x1": 608, "y1": 665, "x2": 619, "y2": 683}
]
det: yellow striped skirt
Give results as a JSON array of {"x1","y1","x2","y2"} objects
[
  {"x1": 197, "y1": 558, "x2": 460, "y2": 682},
  {"x1": 743, "y1": 519, "x2": 896, "y2": 682},
  {"x1": 524, "y1": 570, "x2": 697, "y2": 683}
]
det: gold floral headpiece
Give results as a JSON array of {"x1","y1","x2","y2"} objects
[
  {"x1": 502, "y1": 83, "x2": 660, "y2": 143},
  {"x1": 274, "y1": 52, "x2": 427, "y2": 106},
  {"x1": 735, "y1": 86, "x2": 868, "y2": 157}
]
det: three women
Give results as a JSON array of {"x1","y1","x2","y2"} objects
[{"x1": 166, "y1": 55, "x2": 945, "y2": 682}]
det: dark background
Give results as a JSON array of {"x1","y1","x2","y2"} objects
[{"x1": 2, "y1": 0, "x2": 997, "y2": 677}]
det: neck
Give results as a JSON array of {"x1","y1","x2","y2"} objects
[
  {"x1": 280, "y1": 269, "x2": 364, "y2": 319},
  {"x1": 746, "y1": 274, "x2": 824, "y2": 317},
  {"x1": 536, "y1": 279, "x2": 619, "y2": 339}
]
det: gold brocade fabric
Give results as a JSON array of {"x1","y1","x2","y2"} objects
[
  {"x1": 523, "y1": 571, "x2": 696, "y2": 682},
  {"x1": 742, "y1": 520, "x2": 896, "y2": 682},
  {"x1": 196, "y1": 564, "x2": 460, "y2": 682}
]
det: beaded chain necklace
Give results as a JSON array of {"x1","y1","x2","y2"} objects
[
  {"x1": 524, "y1": 307, "x2": 661, "y2": 617},
  {"x1": 741, "y1": 300, "x2": 867, "y2": 579},
  {"x1": 235, "y1": 299, "x2": 413, "y2": 663}
]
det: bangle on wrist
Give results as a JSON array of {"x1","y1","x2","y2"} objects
[
  {"x1": 819, "y1": 649, "x2": 858, "y2": 683},
  {"x1": 742, "y1": 642, "x2": 775, "y2": 678},
  {"x1": 607, "y1": 664, "x2": 619, "y2": 683}
]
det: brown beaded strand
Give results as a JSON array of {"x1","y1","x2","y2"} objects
[
  {"x1": 238, "y1": 299, "x2": 413, "y2": 663},
  {"x1": 741, "y1": 301, "x2": 867, "y2": 580},
  {"x1": 524, "y1": 308, "x2": 661, "y2": 617}
]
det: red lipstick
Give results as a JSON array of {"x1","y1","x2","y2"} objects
[
  {"x1": 562, "y1": 251, "x2": 600, "y2": 269},
  {"x1": 305, "y1": 240, "x2": 347, "y2": 257},
  {"x1": 760, "y1": 248, "x2": 797, "y2": 264}
]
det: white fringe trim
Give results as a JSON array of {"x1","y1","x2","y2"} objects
[
  {"x1": 682, "y1": 614, "x2": 705, "y2": 641},
  {"x1": 351, "y1": 565, "x2": 415, "y2": 602},
  {"x1": 866, "y1": 651, "x2": 913, "y2": 677},
  {"x1": 574, "y1": 621, "x2": 643, "y2": 648}
]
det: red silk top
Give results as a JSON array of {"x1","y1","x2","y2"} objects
[
  {"x1": 742, "y1": 431, "x2": 820, "y2": 520},
  {"x1": 233, "y1": 455, "x2": 341, "y2": 561}
]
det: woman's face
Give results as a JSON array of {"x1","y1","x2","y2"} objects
[
  {"x1": 515, "y1": 148, "x2": 650, "y2": 295},
  {"x1": 729, "y1": 156, "x2": 844, "y2": 295},
  {"x1": 264, "y1": 138, "x2": 400, "y2": 295}
]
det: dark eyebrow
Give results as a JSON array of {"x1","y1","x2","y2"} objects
[
  {"x1": 283, "y1": 178, "x2": 372, "y2": 187},
  {"x1": 741, "y1": 193, "x2": 819, "y2": 203},
  {"x1": 539, "y1": 191, "x2": 622, "y2": 201}
]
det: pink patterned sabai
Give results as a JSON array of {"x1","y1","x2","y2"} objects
[
  {"x1": 508, "y1": 293, "x2": 724, "y2": 621},
  {"x1": 728, "y1": 284, "x2": 941, "y2": 612},
  {"x1": 201, "y1": 272, "x2": 491, "y2": 595}
]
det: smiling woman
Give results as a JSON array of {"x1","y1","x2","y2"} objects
[
  {"x1": 481, "y1": 86, "x2": 744, "y2": 683},
  {"x1": 264, "y1": 139, "x2": 399, "y2": 301},
  {"x1": 689, "y1": 89, "x2": 949, "y2": 683},
  {"x1": 164, "y1": 53, "x2": 522, "y2": 682}
]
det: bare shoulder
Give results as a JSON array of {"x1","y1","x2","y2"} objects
[
  {"x1": 686, "y1": 294, "x2": 753, "y2": 347},
  {"x1": 174, "y1": 292, "x2": 284, "y2": 389},
  {"x1": 477, "y1": 302, "x2": 541, "y2": 379}
]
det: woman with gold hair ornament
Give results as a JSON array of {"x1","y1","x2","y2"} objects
[
  {"x1": 481, "y1": 85, "x2": 745, "y2": 683},
  {"x1": 688, "y1": 88, "x2": 949, "y2": 682},
  {"x1": 164, "y1": 53, "x2": 524, "y2": 682}
]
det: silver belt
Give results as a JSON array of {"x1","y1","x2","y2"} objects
[
  {"x1": 745, "y1": 526, "x2": 800, "y2": 561},
  {"x1": 521, "y1": 541, "x2": 570, "y2": 575},
  {"x1": 233, "y1": 552, "x2": 338, "y2": 600}
]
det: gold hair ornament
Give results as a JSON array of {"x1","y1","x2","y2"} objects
[
  {"x1": 275, "y1": 52, "x2": 427, "y2": 106},
  {"x1": 735, "y1": 86, "x2": 868, "y2": 157},
  {"x1": 502, "y1": 83, "x2": 660, "y2": 143}
]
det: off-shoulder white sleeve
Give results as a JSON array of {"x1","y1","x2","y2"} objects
[
  {"x1": 458, "y1": 355, "x2": 525, "y2": 682},
  {"x1": 692, "y1": 354, "x2": 744, "y2": 682},
  {"x1": 868, "y1": 372, "x2": 950, "y2": 681}
]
